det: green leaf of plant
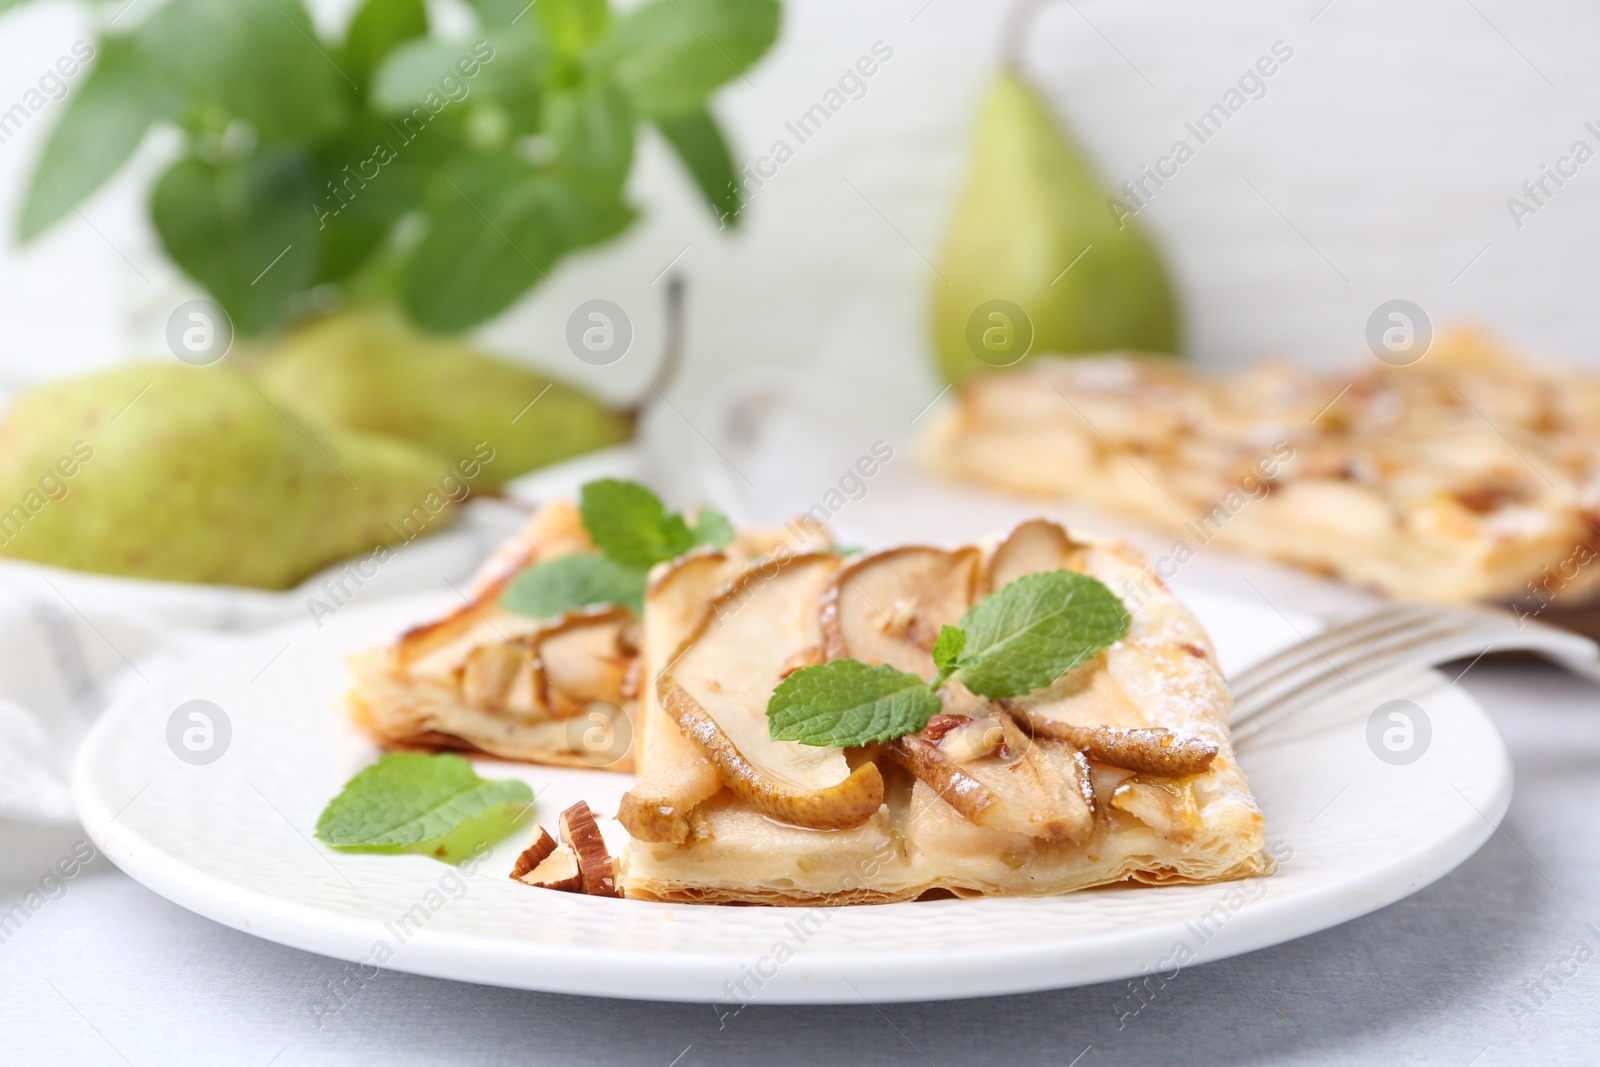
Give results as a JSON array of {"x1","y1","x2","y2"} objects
[
  {"x1": 597, "y1": 0, "x2": 779, "y2": 119},
  {"x1": 371, "y1": 36, "x2": 514, "y2": 114},
  {"x1": 462, "y1": 0, "x2": 533, "y2": 26},
  {"x1": 501, "y1": 552, "x2": 647, "y2": 617},
  {"x1": 343, "y1": 0, "x2": 429, "y2": 92},
  {"x1": 538, "y1": 0, "x2": 610, "y2": 55},
  {"x1": 150, "y1": 150, "x2": 317, "y2": 335},
  {"x1": 579, "y1": 478, "x2": 698, "y2": 569},
  {"x1": 19, "y1": 36, "x2": 183, "y2": 243},
  {"x1": 768, "y1": 660, "x2": 940, "y2": 748},
  {"x1": 691, "y1": 508, "x2": 734, "y2": 550},
  {"x1": 307, "y1": 114, "x2": 439, "y2": 284},
  {"x1": 547, "y1": 77, "x2": 634, "y2": 190},
  {"x1": 137, "y1": 0, "x2": 346, "y2": 142},
  {"x1": 315, "y1": 752, "x2": 534, "y2": 853},
  {"x1": 952, "y1": 570, "x2": 1130, "y2": 700},
  {"x1": 653, "y1": 106, "x2": 740, "y2": 227},
  {"x1": 398, "y1": 152, "x2": 631, "y2": 331},
  {"x1": 932, "y1": 624, "x2": 965, "y2": 682}
]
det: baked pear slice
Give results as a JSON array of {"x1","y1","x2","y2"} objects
[
  {"x1": 618, "y1": 552, "x2": 739, "y2": 843},
  {"x1": 652, "y1": 552, "x2": 885, "y2": 832},
  {"x1": 661, "y1": 677, "x2": 883, "y2": 830},
  {"x1": 531, "y1": 607, "x2": 635, "y2": 720},
  {"x1": 820, "y1": 545, "x2": 981, "y2": 678},
  {"x1": 1008, "y1": 706, "x2": 1218, "y2": 777},
  {"x1": 985, "y1": 518, "x2": 1087, "y2": 590},
  {"x1": 889, "y1": 710, "x2": 1092, "y2": 842}
]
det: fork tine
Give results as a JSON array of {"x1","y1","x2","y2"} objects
[
  {"x1": 1231, "y1": 619, "x2": 1495, "y2": 742},
  {"x1": 1229, "y1": 603, "x2": 1440, "y2": 703},
  {"x1": 1230, "y1": 613, "x2": 1478, "y2": 727}
]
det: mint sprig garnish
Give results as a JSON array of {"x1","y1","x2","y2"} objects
[
  {"x1": 931, "y1": 624, "x2": 965, "y2": 686},
  {"x1": 767, "y1": 660, "x2": 943, "y2": 748},
  {"x1": 578, "y1": 477, "x2": 731, "y2": 569},
  {"x1": 499, "y1": 553, "x2": 646, "y2": 616},
  {"x1": 768, "y1": 570, "x2": 1129, "y2": 749},
  {"x1": 946, "y1": 570, "x2": 1129, "y2": 699},
  {"x1": 500, "y1": 478, "x2": 731, "y2": 619},
  {"x1": 315, "y1": 753, "x2": 533, "y2": 864}
]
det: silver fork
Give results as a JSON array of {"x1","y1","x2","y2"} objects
[{"x1": 1228, "y1": 602, "x2": 1600, "y2": 744}]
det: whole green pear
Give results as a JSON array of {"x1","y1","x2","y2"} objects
[
  {"x1": 932, "y1": 69, "x2": 1181, "y2": 384},
  {"x1": 254, "y1": 308, "x2": 632, "y2": 488},
  {"x1": 0, "y1": 364, "x2": 460, "y2": 589}
]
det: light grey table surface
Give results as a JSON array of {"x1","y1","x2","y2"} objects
[{"x1": 2, "y1": 661, "x2": 1596, "y2": 1067}]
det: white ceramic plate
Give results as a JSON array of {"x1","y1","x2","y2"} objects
[{"x1": 72, "y1": 581, "x2": 1511, "y2": 1004}]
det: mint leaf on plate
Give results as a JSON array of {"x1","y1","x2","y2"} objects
[
  {"x1": 501, "y1": 553, "x2": 646, "y2": 618},
  {"x1": 768, "y1": 660, "x2": 942, "y2": 748},
  {"x1": 316, "y1": 753, "x2": 533, "y2": 862},
  {"x1": 951, "y1": 570, "x2": 1129, "y2": 699}
]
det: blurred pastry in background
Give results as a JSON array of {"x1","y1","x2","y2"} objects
[{"x1": 925, "y1": 328, "x2": 1600, "y2": 606}]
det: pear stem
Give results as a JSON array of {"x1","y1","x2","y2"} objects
[
  {"x1": 1000, "y1": 0, "x2": 1050, "y2": 72},
  {"x1": 624, "y1": 273, "x2": 685, "y2": 426}
]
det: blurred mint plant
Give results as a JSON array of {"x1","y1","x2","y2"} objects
[{"x1": 14, "y1": 0, "x2": 777, "y2": 334}]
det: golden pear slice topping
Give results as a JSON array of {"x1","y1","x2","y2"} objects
[
  {"x1": 985, "y1": 518, "x2": 1087, "y2": 591},
  {"x1": 891, "y1": 711, "x2": 1093, "y2": 842},
  {"x1": 661, "y1": 677, "x2": 884, "y2": 831},
  {"x1": 1008, "y1": 707, "x2": 1218, "y2": 777},
  {"x1": 820, "y1": 546, "x2": 980, "y2": 678},
  {"x1": 620, "y1": 552, "x2": 735, "y2": 843},
  {"x1": 654, "y1": 553, "x2": 884, "y2": 832},
  {"x1": 670, "y1": 553, "x2": 853, "y2": 790}
]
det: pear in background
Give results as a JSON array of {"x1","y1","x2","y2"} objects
[
  {"x1": 932, "y1": 67, "x2": 1180, "y2": 385},
  {"x1": 255, "y1": 308, "x2": 632, "y2": 489},
  {"x1": 0, "y1": 364, "x2": 453, "y2": 589}
]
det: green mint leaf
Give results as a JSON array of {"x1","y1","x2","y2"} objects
[
  {"x1": 597, "y1": 0, "x2": 779, "y2": 119},
  {"x1": 537, "y1": 0, "x2": 610, "y2": 55},
  {"x1": 932, "y1": 624, "x2": 965, "y2": 683},
  {"x1": 768, "y1": 660, "x2": 941, "y2": 748},
  {"x1": 151, "y1": 150, "x2": 317, "y2": 335},
  {"x1": 306, "y1": 114, "x2": 436, "y2": 284},
  {"x1": 398, "y1": 154, "x2": 632, "y2": 332},
  {"x1": 316, "y1": 753, "x2": 533, "y2": 860},
  {"x1": 462, "y1": 0, "x2": 534, "y2": 26},
  {"x1": 343, "y1": 0, "x2": 429, "y2": 92},
  {"x1": 500, "y1": 552, "x2": 646, "y2": 617},
  {"x1": 951, "y1": 570, "x2": 1129, "y2": 700},
  {"x1": 652, "y1": 107, "x2": 740, "y2": 227},
  {"x1": 548, "y1": 77, "x2": 635, "y2": 190},
  {"x1": 19, "y1": 37, "x2": 183, "y2": 243},
  {"x1": 578, "y1": 477, "x2": 696, "y2": 568},
  {"x1": 138, "y1": 0, "x2": 346, "y2": 142},
  {"x1": 691, "y1": 508, "x2": 734, "y2": 549},
  {"x1": 371, "y1": 35, "x2": 527, "y2": 114}
]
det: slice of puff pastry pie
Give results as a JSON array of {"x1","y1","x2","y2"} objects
[{"x1": 615, "y1": 519, "x2": 1268, "y2": 905}]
